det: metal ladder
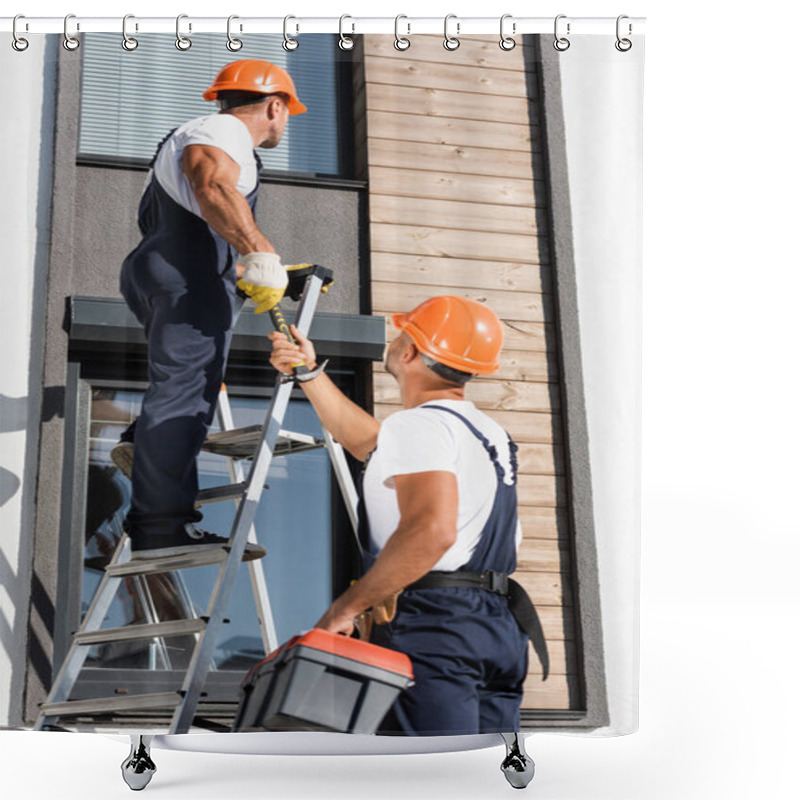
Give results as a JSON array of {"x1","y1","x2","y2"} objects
[{"x1": 35, "y1": 265, "x2": 360, "y2": 734}]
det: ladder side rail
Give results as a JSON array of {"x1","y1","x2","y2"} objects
[
  {"x1": 169, "y1": 275, "x2": 324, "y2": 733},
  {"x1": 321, "y1": 430, "x2": 361, "y2": 543},
  {"x1": 245, "y1": 542, "x2": 279, "y2": 651},
  {"x1": 131, "y1": 575, "x2": 172, "y2": 671},
  {"x1": 216, "y1": 385, "x2": 279, "y2": 652},
  {"x1": 34, "y1": 537, "x2": 131, "y2": 729},
  {"x1": 169, "y1": 570, "x2": 214, "y2": 669}
]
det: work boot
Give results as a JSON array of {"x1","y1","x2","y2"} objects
[
  {"x1": 110, "y1": 422, "x2": 136, "y2": 479},
  {"x1": 130, "y1": 523, "x2": 266, "y2": 562},
  {"x1": 110, "y1": 441, "x2": 134, "y2": 479}
]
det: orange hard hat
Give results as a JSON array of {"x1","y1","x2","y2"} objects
[
  {"x1": 203, "y1": 59, "x2": 307, "y2": 115},
  {"x1": 392, "y1": 296, "x2": 503, "y2": 377}
]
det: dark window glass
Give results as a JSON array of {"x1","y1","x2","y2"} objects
[
  {"x1": 83, "y1": 387, "x2": 332, "y2": 672},
  {"x1": 79, "y1": 34, "x2": 343, "y2": 177}
]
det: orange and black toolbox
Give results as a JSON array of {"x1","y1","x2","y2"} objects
[{"x1": 233, "y1": 628, "x2": 414, "y2": 734}]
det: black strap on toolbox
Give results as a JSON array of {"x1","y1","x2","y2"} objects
[{"x1": 405, "y1": 570, "x2": 550, "y2": 681}]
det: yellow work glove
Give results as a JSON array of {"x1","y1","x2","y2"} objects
[
  {"x1": 236, "y1": 252, "x2": 288, "y2": 314},
  {"x1": 237, "y1": 283, "x2": 285, "y2": 314}
]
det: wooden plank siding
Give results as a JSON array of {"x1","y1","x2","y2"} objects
[
  {"x1": 360, "y1": 36, "x2": 579, "y2": 714},
  {"x1": 370, "y1": 254, "x2": 553, "y2": 295},
  {"x1": 366, "y1": 110, "x2": 539, "y2": 151},
  {"x1": 368, "y1": 138, "x2": 546, "y2": 181}
]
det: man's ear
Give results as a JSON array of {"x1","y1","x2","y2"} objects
[
  {"x1": 266, "y1": 96, "x2": 282, "y2": 120},
  {"x1": 401, "y1": 342, "x2": 419, "y2": 365}
]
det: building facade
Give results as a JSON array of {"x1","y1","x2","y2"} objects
[{"x1": 1, "y1": 32, "x2": 642, "y2": 734}]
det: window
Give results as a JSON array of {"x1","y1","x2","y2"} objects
[
  {"x1": 78, "y1": 34, "x2": 348, "y2": 177},
  {"x1": 81, "y1": 386, "x2": 333, "y2": 675}
]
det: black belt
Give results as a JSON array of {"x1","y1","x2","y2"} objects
[{"x1": 405, "y1": 570, "x2": 550, "y2": 681}]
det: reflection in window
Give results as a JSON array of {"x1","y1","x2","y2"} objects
[{"x1": 83, "y1": 388, "x2": 332, "y2": 673}]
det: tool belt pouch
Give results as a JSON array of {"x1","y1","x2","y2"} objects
[
  {"x1": 372, "y1": 592, "x2": 400, "y2": 624},
  {"x1": 354, "y1": 592, "x2": 400, "y2": 641}
]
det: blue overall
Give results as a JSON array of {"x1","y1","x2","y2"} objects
[
  {"x1": 365, "y1": 404, "x2": 530, "y2": 736},
  {"x1": 119, "y1": 133, "x2": 260, "y2": 540}
]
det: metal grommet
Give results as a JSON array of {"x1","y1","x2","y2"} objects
[
  {"x1": 443, "y1": 14, "x2": 460, "y2": 51},
  {"x1": 12, "y1": 14, "x2": 29, "y2": 52},
  {"x1": 176, "y1": 14, "x2": 192, "y2": 51},
  {"x1": 227, "y1": 15, "x2": 243, "y2": 51},
  {"x1": 63, "y1": 13, "x2": 80, "y2": 51},
  {"x1": 394, "y1": 15, "x2": 410, "y2": 51},
  {"x1": 283, "y1": 15, "x2": 299, "y2": 51},
  {"x1": 615, "y1": 15, "x2": 632, "y2": 52},
  {"x1": 553, "y1": 14, "x2": 570, "y2": 51},
  {"x1": 122, "y1": 14, "x2": 138, "y2": 51},
  {"x1": 499, "y1": 14, "x2": 516, "y2": 51},
  {"x1": 338, "y1": 15, "x2": 355, "y2": 51}
]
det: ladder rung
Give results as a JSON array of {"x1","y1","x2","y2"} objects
[
  {"x1": 106, "y1": 546, "x2": 263, "y2": 577},
  {"x1": 277, "y1": 430, "x2": 325, "y2": 455},
  {"x1": 74, "y1": 619, "x2": 207, "y2": 646},
  {"x1": 42, "y1": 692, "x2": 182, "y2": 717},
  {"x1": 196, "y1": 482, "x2": 248, "y2": 505},
  {"x1": 202, "y1": 426, "x2": 324, "y2": 459}
]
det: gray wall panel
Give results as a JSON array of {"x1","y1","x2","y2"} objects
[{"x1": 71, "y1": 167, "x2": 362, "y2": 315}]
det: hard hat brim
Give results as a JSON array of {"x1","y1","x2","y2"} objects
[
  {"x1": 203, "y1": 85, "x2": 307, "y2": 115},
  {"x1": 392, "y1": 311, "x2": 500, "y2": 376}
]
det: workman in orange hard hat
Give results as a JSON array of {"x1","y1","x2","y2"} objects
[
  {"x1": 114, "y1": 60, "x2": 306, "y2": 561},
  {"x1": 269, "y1": 296, "x2": 549, "y2": 736}
]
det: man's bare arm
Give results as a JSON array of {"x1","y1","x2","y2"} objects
[
  {"x1": 269, "y1": 325, "x2": 380, "y2": 461},
  {"x1": 315, "y1": 470, "x2": 458, "y2": 633},
  {"x1": 182, "y1": 144, "x2": 274, "y2": 258}
]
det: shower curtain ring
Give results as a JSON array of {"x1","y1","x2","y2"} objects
[
  {"x1": 176, "y1": 14, "x2": 192, "y2": 50},
  {"x1": 394, "y1": 15, "x2": 411, "y2": 51},
  {"x1": 499, "y1": 14, "x2": 516, "y2": 50},
  {"x1": 553, "y1": 14, "x2": 570, "y2": 51},
  {"x1": 283, "y1": 15, "x2": 299, "y2": 51},
  {"x1": 615, "y1": 15, "x2": 633, "y2": 52},
  {"x1": 12, "y1": 14, "x2": 29, "y2": 51},
  {"x1": 227, "y1": 15, "x2": 243, "y2": 51},
  {"x1": 443, "y1": 14, "x2": 460, "y2": 51},
  {"x1": 122, "y1": 15, "x2": 138, "y2": 51},
  {"x1": 338, "y1": 15, "x2": 355, "y2": 50},
  {"x1": 63, "y1": 13, "x2": 80, "y2": 51}
]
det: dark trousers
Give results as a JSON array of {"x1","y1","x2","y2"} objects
[
  {"x1": 120, "y1": 246, "x2": 242, "y2": 538},
  {"x1": 370, "y1": 586, "x2": 529, "y2": 736}
]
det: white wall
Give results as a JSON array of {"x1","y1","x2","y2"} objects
[
  {"x1": 2, "y1": 1, "x2": 799, "y2": 798},
  {"x1": 0, "y1": 33, "x2": 56, "y2": 728},
  {"x1": 558, "y1": 35, "x2": 645, "y2": 735}
]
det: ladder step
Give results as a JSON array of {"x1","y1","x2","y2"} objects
[
  {"x1": 74, "y1": 619, "x2": 207, "y2": 646},
  {"x1": 106, "y1": 546, "x2": 264, "y2": 577},
  {"x1": 196, "y1": 482, "x2": 248, "y2": 505},
  {"x1": 42, "y1": 692, "x2": 182, "y2": 717},
  {"x1": 202, "y1": 426, "x2": 324, "y2": 459}
]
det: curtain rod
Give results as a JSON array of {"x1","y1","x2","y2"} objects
[{"x1": 1, "y1": 16, "x2": 646, "y2": 37}]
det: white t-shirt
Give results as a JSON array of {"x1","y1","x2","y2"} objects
[
  {"x1": 147, "y1": 114, "x2": 258, "y2": 218},
  {"x1": 362, "y1": 399, "x2": 522, "y2": 572}
]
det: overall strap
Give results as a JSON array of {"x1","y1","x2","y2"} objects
[
  {"x1": 149, "y1": 127, "x2": 178, "y2": 167},
  {"x1": 422, "y1": 404, "x2": 515, "y2": 483},
  {"x1": 423, "y1": 403, "x2": 519, "y2": 573}
]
